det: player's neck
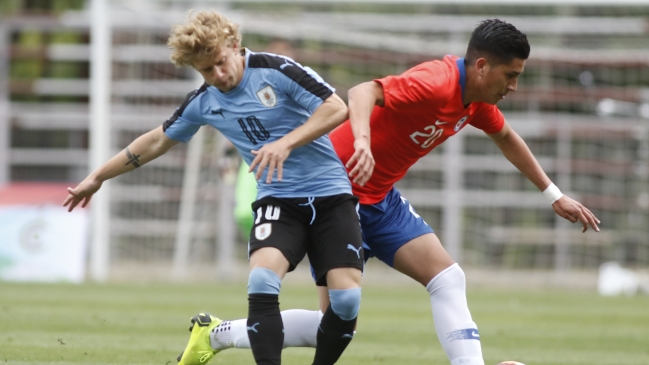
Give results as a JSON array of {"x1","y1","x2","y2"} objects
[{"x1": 462, "y1": 67, "x2": 480, "y2": 106}]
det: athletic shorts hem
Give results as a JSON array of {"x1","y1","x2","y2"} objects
[
  {"x1": 248, "y1": 245, "x2": 302, "y2": 273},
  {"x1": 313, "y1": 262, "x2": 364, "y2": 287}
]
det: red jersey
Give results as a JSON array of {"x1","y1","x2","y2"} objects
[{"x1": 330, "y1": 55, "x2": 505, "y2": 205}]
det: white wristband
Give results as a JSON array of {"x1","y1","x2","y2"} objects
[{"x1": 543, "y1": 183, "x2": 563, "y2": 204}]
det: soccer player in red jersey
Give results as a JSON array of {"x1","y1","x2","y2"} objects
[
  {"x1": 204, "y1": 19, "x2": 600, "y2": 365},
  {"x1": 327, "y1": 18, "x2": 598, "y2": 365}
]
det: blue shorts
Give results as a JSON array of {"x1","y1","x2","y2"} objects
[
  {"x1": 310, "y1": 187, "x2": 433, "y2": 280},
  {"x1": 359, "y1": 187, "x2": 434, "y2": 267}
]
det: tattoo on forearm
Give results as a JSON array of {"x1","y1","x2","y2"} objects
[{"x1": 124, "y1": 147, "x2": 141, "y2": 168}]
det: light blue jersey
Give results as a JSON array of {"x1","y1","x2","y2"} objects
[{"x1": 163, "y1": 49, "x2": 351, "y2": 199}]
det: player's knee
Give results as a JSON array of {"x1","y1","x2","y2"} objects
[
  {"x1": 248, "y1": 267, "x2": 281, "y2": 295},
  {"x1": 427, "y1": 263, "x2": 466, "y2": 295},
  {"x1": 445, "y1": 263, "x2": 466, "y2": 286},
  {"x1": 328, "y1": 288, "x2": 361, "y2": 320}
]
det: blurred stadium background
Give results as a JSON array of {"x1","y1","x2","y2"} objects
[{"x1": 1, "y1": 0, "x2": 649, "y2": 289}]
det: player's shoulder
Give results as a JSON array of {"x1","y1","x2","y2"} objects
[
  {"x1": 409, "y1": 56, "x2": 458, "y2": 82},
  {"x1": 163, "y1": 83, "x2": 210, "y2": 128},
  {"x1": 247, "y1": 49, "x2": 306, "y2": 83},
  {"x1": 179, "y1": 82, "x2": 211, "y2": 112},
  {"x1": 468, "y1": 100, "x2": 505, "y2": 133},
  {"x1": 395, "y1": 56, "x2": 458, "y2": 98},
  {"x1": 248, "y1": 50, "x2": 296, "y2": 70},
  {"x1": 472, "y1": 100, "x2": 503, "y2": 118},
  {"x1": 247, "y1": 49, "x2": 332, "y2": 99},
  {"x1": 180, "y1": 83, "x2": 210, "y2": 105}
]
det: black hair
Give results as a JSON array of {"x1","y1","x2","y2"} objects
[{"x1": 465, "y1": 19, "x2": 530, "y2": 65}]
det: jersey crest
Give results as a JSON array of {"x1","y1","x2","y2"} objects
[
  {"x1": 255, "y1": 223, "x2": 272, "y2": 240},
  {"x1": 454, "y1": 116, "x2": 469, "y2": 132},
  {"x1": 256, "y1": 85, "x2": 277, "y2": 107}
]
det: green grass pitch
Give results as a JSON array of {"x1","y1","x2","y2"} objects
[{"x1": 1, "y1": 280, "x2": 648, "y2": 365}]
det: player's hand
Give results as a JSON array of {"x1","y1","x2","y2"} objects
[
  {"x1": 249, "y1": 140, "x2": 291, "y2": 184},
  {"x1": 63, "y1": 176, "x2": 103, "y2": 212},
  {"x1": 552, "y1": 195, "x2": 600, "y2": 232},
  {"x1": 346, "y1": 136, "x2": 374, "y2": 186}
]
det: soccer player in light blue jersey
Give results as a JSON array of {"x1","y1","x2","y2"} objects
[{"x1": 63, "y1": 10, "x2": 364, "y2": 365}]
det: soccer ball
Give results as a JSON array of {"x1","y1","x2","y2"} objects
[{"x1": 497, "y1": 362, "x2": 526, "y2": 365}]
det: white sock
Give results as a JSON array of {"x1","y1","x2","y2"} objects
[
  {"x1": 280, "y1": 309, "x2": 322, "y2": 347},
  {"x1": 211, "y1": 309, "x2": 323, "y2": 350},
  {"x1": 426, "y1": 263, "x2": 485, "y2": 365},
  {"x1": 210, "y1": 320, "x2": 236, "y2": 350}
]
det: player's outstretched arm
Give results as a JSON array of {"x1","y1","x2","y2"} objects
[
  {"x1": 346, "y1": 81, "x2": 383, "y2": 186},
  {"x1": 63, "y1": 126, "x2": 178, "y2": 212},
  {"x1": 249, "y1": 93, "x2": 348, "y2": 183},
  {"x1": 487, "y1": 122, "x2": 600, "y2": 232}
]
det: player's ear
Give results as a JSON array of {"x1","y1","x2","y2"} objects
[
  {"x1": 475, "y1": 58, "x2": 488, "y2": 77},
  {"x1": 226, "y1": 41, "x2": 238, "y2": 55}
]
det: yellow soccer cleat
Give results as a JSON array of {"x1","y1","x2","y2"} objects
[{"x1": 177, "y1": 313, "x2": 223, "y2": 365}]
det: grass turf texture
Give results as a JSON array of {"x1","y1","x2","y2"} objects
[{"x1": 0, "y1": 281, "x2": 648, "y2": 365}]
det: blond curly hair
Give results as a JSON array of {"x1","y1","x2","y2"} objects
[{"x1": 167, "y1": 10, "x2": 242, "y2": 67}]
